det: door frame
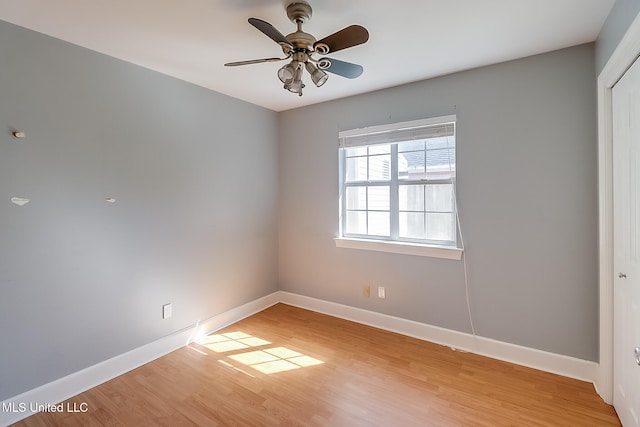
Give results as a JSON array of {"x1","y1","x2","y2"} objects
[{"x1": 597, "y1": 12, "x2": 640, "y2": 404}]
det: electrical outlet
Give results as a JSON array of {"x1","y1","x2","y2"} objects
[
  {"x1": 378, "y1": 286, "x2": 386, "y2": 299},
  {"x1": 162, "y1": 303, "x2": 172, "y2": 319},
  {"x1": 362, "y1": 285, "x2": 371, "y2": 297}
]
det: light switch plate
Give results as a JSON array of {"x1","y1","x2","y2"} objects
[{"x1": 162, "y1": 303, "x2": 172, "y2": 319}]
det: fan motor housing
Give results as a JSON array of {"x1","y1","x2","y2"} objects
[{"x1": 285, "y1": 30, "x2": 316, "y2": 50}]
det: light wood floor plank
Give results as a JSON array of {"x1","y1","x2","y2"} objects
[{"x1": 12, "y1": 303, "x2": 620, "y2": 426}]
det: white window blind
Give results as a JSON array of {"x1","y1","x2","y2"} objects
[{"x1": 339, "y1": 116, "x2": 456, "y2": 148}]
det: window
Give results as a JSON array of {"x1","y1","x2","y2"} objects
[{"x1": 338, "y1": 115, "x2": 458, "y2": 251}]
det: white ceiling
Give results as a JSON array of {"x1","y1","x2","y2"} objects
[{"x1": 0, "y1": 0, "x2": 615, "y2": 112}]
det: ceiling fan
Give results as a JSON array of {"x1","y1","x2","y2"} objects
[{"x1": 224, "y1": 2, "x2": 369, "y2": 97}]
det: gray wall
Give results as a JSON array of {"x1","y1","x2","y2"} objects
[
  {"x1": 0, "y1": 16, "x2": 603, "y2": 402},
  {"x1": 595, "y1": 0, "x2": 640, "y2": 74},
  {"x1": 0, "y1": 20, "x2": 279, "y2": 400},
  {"x1": 278, "y1": 44, "x2": 598, "y2": 361}
]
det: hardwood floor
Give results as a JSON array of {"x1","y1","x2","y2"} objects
[{"x1": 13, "y1": 303, "x2": 620, "y2": 426}]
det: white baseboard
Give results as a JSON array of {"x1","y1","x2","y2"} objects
[
  {"x1": 278, "y1": 291, "x2": 598, "y2": 384},
  {"x1": 1, "y1": 290, "x2": 598, "y2": 426},
  {"x1": 0, "y1": 293, "x2": 280, "y2": 427}
]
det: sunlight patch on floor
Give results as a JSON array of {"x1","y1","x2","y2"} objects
[
  {"x1": 230, "y1": 346, "x2": 324, "y2": 374},
  {"x1": 196, "y1": 331, "x2": 324, "y2": 374},
  {"x1": 197, "y1": 331, "x2": 271, "y2": 353}
]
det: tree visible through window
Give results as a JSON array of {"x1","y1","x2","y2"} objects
[{"x1": 339, "y1": 116, "x2": 457, "y2": 247}]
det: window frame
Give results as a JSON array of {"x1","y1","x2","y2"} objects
[{"x1": 337, "y1": 115, "x2": 462, "y2": 260}]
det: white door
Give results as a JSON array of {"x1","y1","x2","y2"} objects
[{"x1": 613, "y1": 55, "x2": 640, "y2": 426}]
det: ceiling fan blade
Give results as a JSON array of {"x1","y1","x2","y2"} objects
[
  {"x1": 315, "y1": 25, "x2": 369, "y2": 54},
  {"x1": 224, "y1": 57, "x2": 288, "y2": 67},
  {"x1": 248, "y1": 18, "x2": 292, "y2": 47},
  {"x1": 320, "y1": 58, "x2": 364, "y2": 79}
]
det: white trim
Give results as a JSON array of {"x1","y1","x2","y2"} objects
[
  {"x1": 0, "y1": 293, "x2": 280, "y2": 426},
  {"x1": 334, "y1": 237, "x2": 463, "y2": 260},
  {"x1": 596, "y1": 12, "x2": 640, "y2": 405},
  {"x1": 2, "y1": 290, "x2": 598, "y2": 425}
]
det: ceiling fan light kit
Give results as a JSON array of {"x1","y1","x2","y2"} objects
[
  {"x1": 224, "y1": 2, "x2": 369, "y2": 97},
  {"x1": 305, "y1": 61, "x2": 328, "y2": 87}
]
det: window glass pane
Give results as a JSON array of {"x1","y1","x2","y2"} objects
[
  {"x1": 425, "y1": 184, "x2": 453, "y2": 212},
  {"x1": 398, "y1": 140, "x2": 425, "y2": 152},
  {"x1": 346, "y1": 211, "x2": 366, "y2": 235},
  {"x1": 446, "y1": 149, "x2": 456, "y2": 177},
  {"x1": 345, "y1": 187, "x2": 366, "y2": 210},
  {"x1": 399, "y1": 212, "x2": 425, "y2": 239},
  {"x1": 426, "y1": 213, "x2": 454, "y2": 241},
  {"x1": 426, "y1": 149, "x2": 455, "y2": 180},
  {"x1": 398, "y1": 153, "x2": 409, "y2": 179},
  {"x1": 368, "y1": 212, "x2": 390, "y2": 236},
  {"x1": 368, "y1": 186, "x2": 390, "y2": 210},
  {"x1": 346, "y1": 157, "x2": 368, "y2": 182},
  {"x1": 369, "y1": 155, "x2": 390, "y2": 180},
  {"x1": 345, "y1": 146, "x2": 367, "y2": 157},
  {"x1": 399, "y1": 185, "x2": 424, "y2": 211},
  {"x1": 369, "y1": 144, "x2": 391, "y2": 155},
  {"x1": 398, "y1": 151, "x2": 426, "y2": 180}
]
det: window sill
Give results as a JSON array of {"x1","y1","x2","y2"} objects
[{"x1": 334, "y1": 237, "x2": 463, "y2": 260}]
